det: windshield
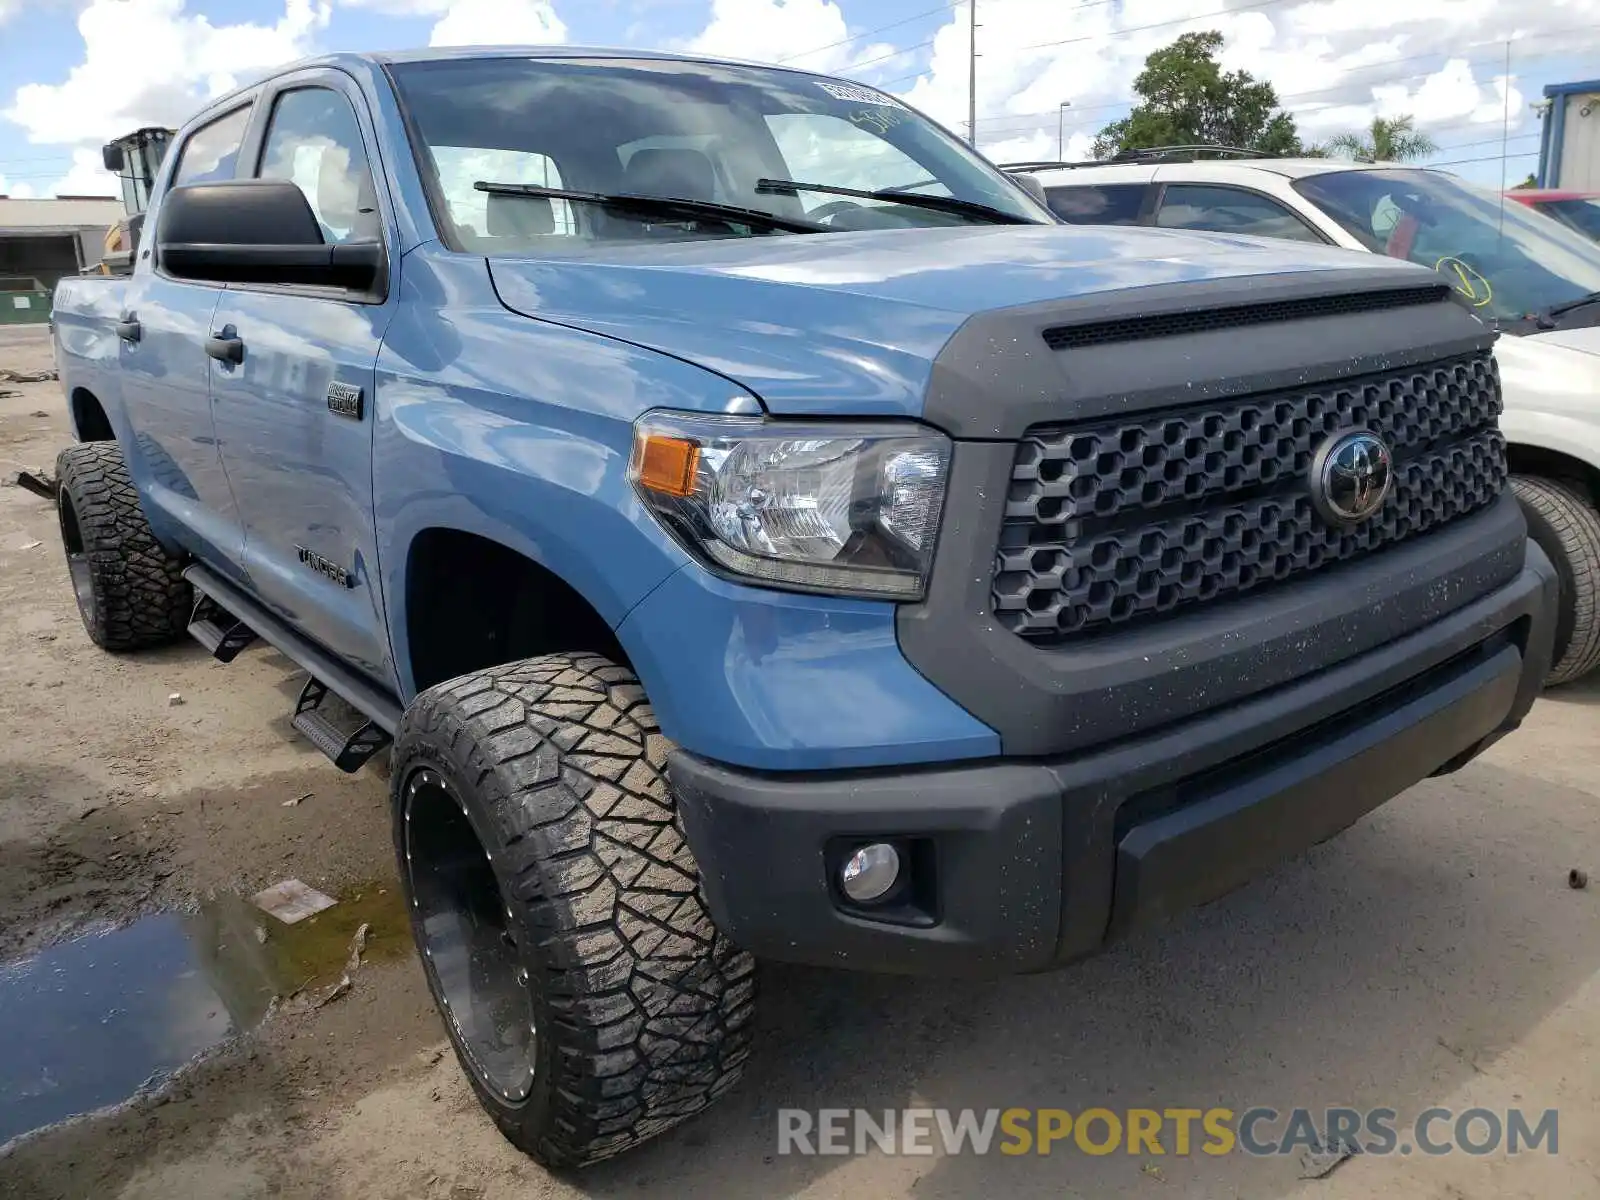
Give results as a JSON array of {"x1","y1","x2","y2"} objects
[
  {"x1": 1293, "y1": 168, "x2": 1600, "y2": 323},
  {"x1": 1535, "y1": 197, "x2": 1600, "y2": 242},
  {"x1": 389, "y1": 56, "x2": 1049, "y2": 253}
]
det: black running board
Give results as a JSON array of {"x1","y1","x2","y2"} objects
[
  {"x1": 184, "y1": 564, "x2": 403, "y2": 738},
  {"x1": 188, "y1": 593, "x2": 258, "y2": 663},
  {"x1": 292, "y1": 677, "x2": 391, "y2": 772}
]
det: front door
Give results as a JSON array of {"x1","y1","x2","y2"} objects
[
  {"x1": 119, "y1": 100, "x2": 257, "y2": 582},
  {"x1": 206, "y1": 73, "x2": 398, "y2": 683}
]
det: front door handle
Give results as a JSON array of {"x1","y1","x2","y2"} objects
[
  {"x1": 205, "y1": 325, "x2": 244, "y2": 365},
  {"x1": 115, "y1": 314, "x2": 141, "y2": 343}
]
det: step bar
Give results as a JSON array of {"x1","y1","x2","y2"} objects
[{"x1": 183, "y1": 565, "x2": 404, "y2": 752}]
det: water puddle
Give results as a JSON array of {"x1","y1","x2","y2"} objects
[{"x1": 0, "y1": 883, "x2": 410, "y2": 1148}]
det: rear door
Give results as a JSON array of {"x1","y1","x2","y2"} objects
[
  {"x1": 118, "y1": 101, "x2": 252, "y2": 580},
  {"x1": 206, "y1": 69, "x2": 399, "y2": 682}
]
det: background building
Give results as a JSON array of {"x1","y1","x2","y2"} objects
[
  {"x1": 1537, "y1": 79, "x2": 1600, "y2": 191},
  {"x1": 0, "y1": 195, "x2": 121, "y2": 324}
]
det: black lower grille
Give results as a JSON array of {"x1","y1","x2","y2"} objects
[{"x1": 994, "y1": 352, "x2": 1506, "y2": 643}]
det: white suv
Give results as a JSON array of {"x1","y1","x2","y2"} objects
[{"x1": 1012, "y1": 154, "x2": 1600, "y2": 685}]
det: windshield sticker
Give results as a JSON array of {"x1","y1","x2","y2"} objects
[
  {"x1": 816, "y1": 81, "x2": 901, "y2": 107},
  {"x1": 1435, "y1": 256, "x2": 1493, "y2": 308},
  {"x1": 848, "y1": 107, "x2": 907, "y2": 136}
]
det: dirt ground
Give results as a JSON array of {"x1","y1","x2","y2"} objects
[{"x1": 0, "y1": 321, "x2": 1597, "y2": 1199}]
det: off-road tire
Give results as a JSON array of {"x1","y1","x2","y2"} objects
[
  {"x1": 391, "y1": 653, "x2": 756, "y2": 1167},
  {"x1": 55, "y1": 441, "x2": 190, "y2": 651},
  {"x1": 1513, "y1": 474, "x2": 1600, "y2": 686}
]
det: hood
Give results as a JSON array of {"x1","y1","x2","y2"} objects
[
  {"x1": 487, "y1": 224, "x2": 1401, "y2": 418},
  {"x1": 1522, "y1": 324, "x2": 1600, "y2": 358}
]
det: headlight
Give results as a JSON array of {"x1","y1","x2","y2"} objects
[{"x1": 629, "y1": 412, "x2": 950, "y2": 599}]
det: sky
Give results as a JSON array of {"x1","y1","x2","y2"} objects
[{"x1": 0, "y1": 0, "x2": 1597, "y2": 200}]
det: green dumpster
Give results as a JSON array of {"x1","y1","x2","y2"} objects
[{"x1": 0, "y1": 276, "x2": 52, "y2": 325}]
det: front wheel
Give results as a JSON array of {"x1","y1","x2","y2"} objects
[
  {"x1": 1513, "y1": 474, "x2": 1600, "y2": 686},
  {"x1": 391, "y1": 652, "x2": 755, "y2": 1167}
]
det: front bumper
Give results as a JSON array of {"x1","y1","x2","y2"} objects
[{"x1": 671, "y1": 542, "x2": 1557, "y2": 977}]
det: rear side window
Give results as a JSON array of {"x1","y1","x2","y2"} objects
[
  {"x1": 172, "y1": 105, "x2": 252, "y2": 186},
  {"x1": 1154, "y1": 184, "x2": 1324, "y2": 243},
  {"x1": 1045, "y1": 183, "x2": 1150, "y2": 226}
]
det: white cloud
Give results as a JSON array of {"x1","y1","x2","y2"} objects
[
  {"x1": 336, "y1": 0, "x2": 567, "y2": 46},
  {"x1": 0, "y1": 175, "x2": 38, "y2": 199},
  {"x1": 4, "y1": 0, "x2": 331, "y2": 198},
  {"x1": 688, "y1": 0, "x2": 893, "y2": 74},
  {"x1": 428, "y1": 0, "x2": 566, "y2": 47},
  {"x1": 2, "y1": 0, "x2": 569, "y2": 199},
  {"x1": 47, "y1": 148, "x2": 120, "y2": 198},
  {"x1": 857, "y1": 0, "x2": 1600, "y2": 173},
  {"x1": 7, "y1": 0, "x2": 331, "y2": 146}
]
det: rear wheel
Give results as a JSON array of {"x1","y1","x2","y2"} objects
[
  {"x1": 1513, "y1": 474, "x2": 1600, "y2": 686},
  {"x1": 55, "y1": 442, "x2": 190, "y2": 651},
  {"x1": 392, "y1": 652, "x2": 755, "y2": 1167}
]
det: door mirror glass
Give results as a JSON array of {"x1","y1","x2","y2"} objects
[{"x1": 156, "y1": 179, "x2": 384, "y2": 292}]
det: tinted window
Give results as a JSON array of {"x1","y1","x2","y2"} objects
[
  {"x1": 1045, "y1": 183, "x2": 1149, "y2": 225},
  {"x1": 1538, "y1": 197, "x2": 1600, "y2": 241},
  {"x1": 1155, "y1": 184, "x2": 1323, "y2": 243},
  {"x1": 388, "y1": 56, "x2": 1049, "y2": 254},
  {"x1": 172, "y1": 106, "x2": 252, "y2": 186},
  {"x1": 1295, "y1": 169, "x2": 1600, "y2": 322},
  {"x1": 257, "y1": 88, "x2": 379, "y2": 244}
]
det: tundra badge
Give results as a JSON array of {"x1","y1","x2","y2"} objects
[{"x1": 295, "y1": 545, "x2": 354, "y2": 588}]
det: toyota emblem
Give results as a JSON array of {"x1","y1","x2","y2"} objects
[{"x1": 1311, "y1": 430, "x2": 1393, "y2": 525}]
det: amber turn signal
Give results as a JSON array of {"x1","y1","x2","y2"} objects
[{"x1": 633, "y1": 434, "x2": 700, "y2": 498}]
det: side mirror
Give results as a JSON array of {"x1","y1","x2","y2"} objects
[
  {"x1": 156, "y1": 179, "x2": 384, "y2": 293},
  {"x1": 102, "y1": 142, "x2": 126, "y2": 174},
  {"x1": 1010, "y1": 172, "x2": 1050, "y2": 208}
]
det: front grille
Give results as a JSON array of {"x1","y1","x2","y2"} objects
[{"x1": 993, "y1": 351, "x2": 1505, "y2": 643}]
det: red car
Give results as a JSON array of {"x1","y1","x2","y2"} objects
[{"x1": 1509, "y1": 188, "x2": 1600, "y2": 240}]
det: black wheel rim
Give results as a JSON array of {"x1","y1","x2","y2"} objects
[
  {"x1": 57, "y1": 490, "x2": 95, "y2": 629},
  {"x1": 403, "y1": 768, "x2": 537, "y2": 1102}
]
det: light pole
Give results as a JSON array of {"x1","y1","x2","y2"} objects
[
  {"x1": 968, "y1": 1, "x2": 978, "y2": 146},
  {"x1": 1058, "y1": 101, "x2": 1072, "y2": 161}
]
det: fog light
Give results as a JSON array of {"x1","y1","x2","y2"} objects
[{"x1": 840, "y1": 842, "x2": 901, "y2": 904}]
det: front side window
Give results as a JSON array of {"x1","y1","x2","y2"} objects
[
  {"x1": 172, "y1": 105, "x2": 252, "y2": 186},
  {"x1": 257, "y1": 87, "x2": 380, "y2": 244},
  {"x1": 1295, "y1": 168, "x2": 1600, "y2": 324},
  {"x1": 1154, "y1": 184, "x2": 1324, "y2": 243},
  {"x1": 1045, "y1": 183, "x2": 1150, "y2": 225},
  {"x1": 388, "y1": 56, "x2": 1049, "y2": 253}
]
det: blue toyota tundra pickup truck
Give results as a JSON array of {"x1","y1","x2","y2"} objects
[{"x1": 50, "y1": 46, "x2": 1557, "y2": 1166}]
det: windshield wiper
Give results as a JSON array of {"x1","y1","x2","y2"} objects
[
  {"x1": 1542, "y1": 290, "x2": 1600, "y2": 321},
  {"x1": 754, "y1": 178, "x2": 1039, "y2": 225},
  {"x1": 473, "y1": 182, "x2": 828, "y2": 235}
]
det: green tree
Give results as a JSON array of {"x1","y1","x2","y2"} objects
[
  {"x1": 1325, "y1": 114, "x2": 1437, "y2": 162},
  {"x1": 1093, "y1": 31, "x2": 1304, "y2": 159}
]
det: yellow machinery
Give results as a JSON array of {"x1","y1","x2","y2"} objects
[{"x1": 95, "y1": 127, "x2": 174, "y2": 274}]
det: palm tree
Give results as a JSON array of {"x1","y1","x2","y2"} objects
[{"x1": 1326, "y1": 115, "x2": 1437, "y2": 163}]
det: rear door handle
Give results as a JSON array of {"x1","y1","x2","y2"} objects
[
  {"x1": 115, "y1": 315, "x2": 141, "y2": 343},
  {"x1": 205, "y1": 326, "x2": 244, "y2": 364}
]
